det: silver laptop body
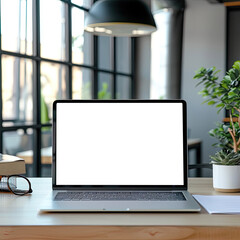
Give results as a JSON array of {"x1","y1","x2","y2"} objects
[{"x1": 40, "y1": 100, "x2": 200, "y2": 212}]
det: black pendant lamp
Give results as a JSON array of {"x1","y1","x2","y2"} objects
[{"x1": 85, "y1": 0, "x2": 157, "y2": 37}]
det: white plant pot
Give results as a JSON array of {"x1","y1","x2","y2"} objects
[{"x1": 213, "y1": 164, "x2": 240, "y2": 192}]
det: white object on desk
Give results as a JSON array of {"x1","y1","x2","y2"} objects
[
  {"x1": 193, "y1": 195, "x2": 240, "y2": 214},
  {"x1": 213, "y1": 164, "x2": 240, "y2": 192}
]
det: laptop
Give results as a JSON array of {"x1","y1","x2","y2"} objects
[{"x1": 40, "y1": 99, "x2": 200, "y2": 212}]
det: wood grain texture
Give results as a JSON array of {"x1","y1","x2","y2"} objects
[
  {"x1": 1, "y1": 226, "x2": 240, "y2": 240},
  {"x1": 17, "y1": 155, "x2": 52, "y2": 164},
  {"x1": 223, "y1": 117, "x2": 238, "y2": 122},
  {"x1": 224, "y1": 1, "x2": 240, "y2": 6},
  {"x1": 1, "y1": 178, "x2": 240, "y2": 239}
]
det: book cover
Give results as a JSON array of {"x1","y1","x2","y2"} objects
[{"x1": 0, "y1": 154, "x2": 26, "y2": 175}]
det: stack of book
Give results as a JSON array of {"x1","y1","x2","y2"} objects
[
  {"x1": 0, "y1": 154, "x2": 26, "y2": 191},
  {"x1": 0, "y1": 154, "x2": 26, "y2": 176}
]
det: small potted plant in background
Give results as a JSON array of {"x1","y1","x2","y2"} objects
[{"x1": 194, "y1": 60, "x2": 240, "y2": 192}]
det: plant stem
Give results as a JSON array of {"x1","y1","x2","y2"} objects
[
  {"x1": 230, "y1": 112, "x2": 236, "y2": 136},
  {"x1": 229, "y1": 128, "x2": 238, "y2": 152}
]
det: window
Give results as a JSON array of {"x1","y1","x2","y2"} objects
[{"x1": 0, "y1": 0, "x2": 135, "y2": 176}]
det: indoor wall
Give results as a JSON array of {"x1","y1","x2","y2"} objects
[{"x1": 181, "y1": 0, "x2": 225, "y2": 176}]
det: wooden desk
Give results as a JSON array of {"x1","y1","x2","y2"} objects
[
  {"x1": 1, "y1": 178, "x2": 240, "y2": 240},
  {"x1": 17, "y1": 146, "x2": 52, "y2": 164}
]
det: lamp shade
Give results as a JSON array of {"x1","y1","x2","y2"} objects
[{"x1": 85, "y1": 0, "x2": 157, "y2": 37}]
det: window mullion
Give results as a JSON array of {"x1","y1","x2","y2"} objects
[
  {"x1": 93, "y1": 36, "x2": 98, "y2": 99},
  {"x1": 131, "y1": 38, "x2": 136, "y2": 99},
  {"x1": 113, "y1": 37, "x2": 116, "y2": 99},
  {"x1": 32, "y1": 0, "x2": 42, "y2": 176}
]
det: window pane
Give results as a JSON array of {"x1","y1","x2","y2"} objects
[
  {"x1": 71, "y1": 0, "x2": 92, "y2": 8},
  {"x1": 98, "y1": 73, "x2": 112, "y2": 99},
  {"x1": 116, "y1": 76, "x2": 131, "y2": 99},
  {"x1": 72, "y1": 67, "x2": 92, "y2": 99},
  {"x1": 41, "y1": 62, "x2": 67, "y2": 121},
  {"x1": 2, "y1": 55, "x2": 33, "y2": 125},
  {"x1": 116, "y1": 38, "x2": 131, "y2": 74},
  {"x1": 3, "y1": 130, "x2": 33, "y2": 155},
  {"x1": 1, "y1": 0, "x2": 33, "y2": 55},
  {"x1": 72, "y1": 7, "x2": 93, "y2": 65},
  {"x1": 40, "y1": 0, "x2": 66, "y2": 61},
  {"x1": 98, "y1": 37, "x2": 113, "y2": 70},
  {"x1": 3, "y1": 129, "x2": 33, "y2": 176}
]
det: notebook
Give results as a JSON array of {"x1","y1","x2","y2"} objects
[{"x1": 40, "y1": 99, "x2": 200, "y2": 212}]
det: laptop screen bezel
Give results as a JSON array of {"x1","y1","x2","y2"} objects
[{"x1": 52, "y1": 99, "x2": 188, "y2": 190}]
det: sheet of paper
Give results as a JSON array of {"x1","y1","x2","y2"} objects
[{"x1": 193, "y1": 195, "x2": 240, "y2": 214}]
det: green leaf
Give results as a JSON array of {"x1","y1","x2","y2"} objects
[
  {"x1": 221, "y1": 83, "x2": 229, "y2": 89},
  {"x1": 214, "y1": 69, "x2": 221, "y2": 75},
  {"x1": 208, "y1": 100, "x2": 216, "y2": 105},
  {"x1": 195, "y1": 80, "x2": 205, "y2": 87},
  {"x1": 235, "y1": 69, "x2": 239, "y2": 77},
  {"x1": 223, "y1": 125, "x2": 230, "y2": 132},
  {"x1": 198, "y1": 90, "x2": 209, "y2": 96},
  {"x1": 223, "y1": 75, "x2": 231, "y2": 81},
  {"x1": 202, "y1": 99, "x2": 211, "y2": 104},
  {"x1": 233, "y1": 61, "x2": 240, "y2": 71},
  {"x1": 205, "y1": 82, "x2": 212, "y2": 88},
  {"x1": 216, "y1": 103, "x2": 224, "y2": 108},
  {"x1": 228, "y1": 92, "x2": 236, "y2": 97},
  {"x1": 229, "y1": 69, "x2": 236, "y2": 79},
  {"x1": 217, "y1": 107, "x2": 224, "y2": 114}
]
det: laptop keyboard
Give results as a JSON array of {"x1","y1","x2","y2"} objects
[{"x1": 54, "y1": 191, "x2": 186, "y2": 201}]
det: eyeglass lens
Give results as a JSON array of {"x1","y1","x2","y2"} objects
[{"x1": 8, "y1": 176, "x2": 32, "y2": 195}]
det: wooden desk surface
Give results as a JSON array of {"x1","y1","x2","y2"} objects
[
  {"x1": 17, "y1": 147, "x2": 52, "y2": 164},
  {"x1": 1, "y1": 178, "x2": 240, "y2": 240}
]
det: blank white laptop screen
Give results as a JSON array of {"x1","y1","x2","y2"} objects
[{"x1": 55, "y1": 102, "x2": 184, "y2": 186}]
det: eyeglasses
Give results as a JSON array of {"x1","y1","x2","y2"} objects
[{"x1": 0, "y1": 175, "x2": 33, "y2": 196}]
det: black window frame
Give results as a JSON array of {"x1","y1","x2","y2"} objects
[{"x1": 0, "y1": 0, "x2": 136, "y2": 176}]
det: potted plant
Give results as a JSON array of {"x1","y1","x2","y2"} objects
[{"x1": 194, "y1": 60, "x2": 240, "y2": 192}]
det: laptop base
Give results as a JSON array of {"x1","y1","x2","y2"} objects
[{"x1": 40, "y1": 190, "x2": 200, "y2": 213}]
